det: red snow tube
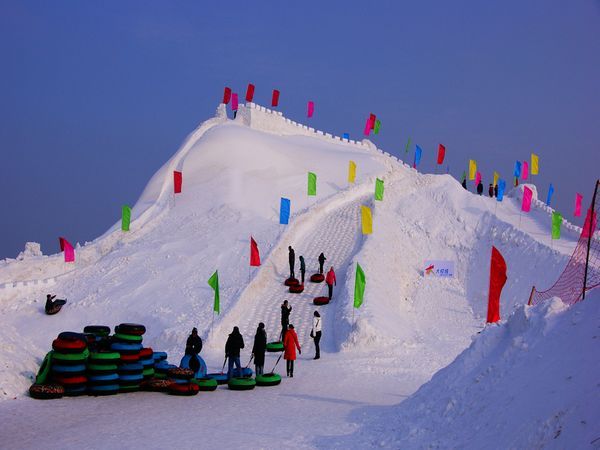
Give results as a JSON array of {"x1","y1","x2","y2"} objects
[
  {"x1": 52, "y1": 374, "x2": 87, "y2": 386},
  {"x1": 310, "y1": 274, "x2": 325, "y2": 283},
  {"x1": 139, "y1": 347, "x2": 153, "y2": 359},
  {"x1": 313, "y1": 296, "x2": 330, "y2": 306},
  {"x1": 52, "y1": 337, "x2": 87, "y2": 354},
  {"x1": 119, "y1": 353, "x2": 140, "y2": 363},
  {"x1": 168, "y1": 382, "x2": 200, "y2": 396},
  {"x1": 284, "y1": 278, "x2": 299, "y2": 286},
  {"x1": 289, "y1": 284, "x2": 304, "y2": 293}
]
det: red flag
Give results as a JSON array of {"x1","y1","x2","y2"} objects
[
  {"x1": 245, "y1": 83, "x2": 255, "y2": 102},
  {"x1": 582, "y1": 208, "x2": 598, "y2": 239},
  {"x1": 369, "y1": 113, "x2": 376, "y2": 130},
  {"x1": 173, "y1": 171, "x2": 182, "y2": 194},
  {"x1": 222, "y1": 87, "x2": 231, "y2": 105},
  {"x1": 437, "y1": 144, "x2": 446, "y2": 165},
  {"x1": 487, "y1": 246, "x2": 507, "y2": 323},
  {"x1": 58, "y1": 237, "x2": 75, "y2": 263},
  {"x1": 271, "y1": 89, "x2": 280, "y2": 107},
  {"x1": 250, "y1": 237, "x2": 261, "y2": 267}
]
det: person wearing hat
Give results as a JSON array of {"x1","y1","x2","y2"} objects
[
  {"x1": 252, "y1": 322, "x2": 267, "y2": 375},
  {"x1": 283, "y1": 324, "x2": 301, "y2": 377},
  {"x1": 185, "y1": 327, "x2": 203, "y2": 373},
  {"x1": 225, "y1": 326, "x2": 245, "y2": 378}
]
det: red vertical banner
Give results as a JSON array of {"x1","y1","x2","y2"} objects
[
  {"x1": 437, "y1": 144, "x2": 446, "y2": 165},
  {"x1": 271, "y1": 89, "x2": 280, "y2": 107},
  {"x1": 582, "y1": 209, "x2": 597, "y2": 238},
  {"x1": 369, "y1": 113, "x2": 376, "y2": 130},
  {"x1": 222, "y1": 87, "x2": 232, "y2": 104},
  {"x1": 59, "y1": 237, "x2": 75, "y2": 263},
  {"x1": 245, "y1": 83, "x2": 255, "y2": 102},
  {"x1": 487, "y1": 246, "x2": 507, "y2": 323},
  {"x1": 250, "y1": 236, "x2": 261, "y2": 266},
  {"x1": 307, "y1": 101, "x2": 314, "y2": 118},
  {"x1": 174, "y1": 171, "x2": 182, "y2": 194}
]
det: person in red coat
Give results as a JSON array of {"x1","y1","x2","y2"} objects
[
  {"x1": 325, "y1": 266, "x2": 336, "y2": 300},
  {"x1": 283, "y1": 324, "x2": 301, "y2": 377}
]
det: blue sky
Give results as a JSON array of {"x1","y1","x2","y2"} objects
[{"x1": 1, "y1": 0, "x2": 599, "y2": 258}]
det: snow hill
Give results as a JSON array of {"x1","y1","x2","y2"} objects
[{"x1": 0, "y1": 102, "x2": 596, "y2": 449}]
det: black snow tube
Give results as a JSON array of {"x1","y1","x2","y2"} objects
[
  {"x1": 29, "y1": 383, "x2": 64, "y2": 400},
  {"x1": 266, "y1": 341, "x2": 284, "y2": 353},
  {"x1": 115, "y1": 323, "x2": 146, "y2": 336},
  {"x1": 228, "y1": 377, "x2": 256, "y2": 391},
  {"x1": 310, "y1": 273, "x2": 325, "y2": 283},
  {"x1": 191, "y1": 377, "x2": 218, "y2": 391},
  {"x1": 83, "y1": 325, "x2": 111, "y2": 336},
  {"x1": 255, "y1": 372, "x2": 282, "y2": 387},
  {"x1": 313, "y1": 296, "x2": 330, "y2": 306},
  {"x1": 284, "y1": 277, "x2": 299, "y2": 286},
  {"x1": 289, "y1": 284, "x2": 304, "y2": 293}
]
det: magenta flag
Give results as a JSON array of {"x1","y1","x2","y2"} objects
[
  {"x1": 59, "y1": 237, "x2": 75, "y2": 263},
  {"x1": 231, "y1": 93, "x2": 238, "y2": 111},
  {"x1": 582, "y1": 208, "x2": 598, "y2": 238},
  {"x1": 475, "y1": 171, "x2": 481, "y2": 185},
  {"x1": 574, "y1": 193, "x2": 583, "y2": 217},
  {"x1": 522, "y1": 186, "x2": 533, "y2": 212},
  {"x1": 522, "y1": 161, "x2": 529, "y2": 180},
  {"x1": 307, "y1": 101, "x2": 314, "y2": 118},
  {"x1": 363, "y1": 118, "x2": 372, "y2": 136}
]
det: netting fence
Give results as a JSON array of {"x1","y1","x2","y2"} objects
[{"x1": 529, "y1": 180, "x2": 600, "y2": 306}]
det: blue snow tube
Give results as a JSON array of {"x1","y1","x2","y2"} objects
[
  {"x1": 153, "y1": 351, "x2": 167, "y2": 362},
  {"x1": 88, "y1": 373, "x2": 119, "y2": 386},
  {"x1": 89, "y1": 384, "x2": 119, "y2": 396},
  {"x1": 51, "y1": 363, "x2": 86, "y2": 374},
  {"x1": 207, "y1": 373, "x2": 229, "y2": 385},
  {"x1": 179, "y1": 354, "x2": 207, "y2": 378},
  {"x1": 119, "y1": 373, "x2": 143, "y2": 382},
  {"x1": 139, "y1": 357, "x2": 154, "y2": 368},
  {"x1": 110, "y1": 342, "x2": 142, "y2": 354},
  {"x1": 232, "y1": 367, "x2": 253, "y2": 378}
]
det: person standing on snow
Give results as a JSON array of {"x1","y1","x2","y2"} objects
[
  {"x1": 281, "y1": 300, "x2": 292, "y2": 341},
  {"x1": 252, "y1": 322, "x2": 267, "y2": 376},
  {"x1": 225, "y1": 326, "x2": 244, "y2": 378},
  {"x1": 288, "y1": 246, "x2": 295, "y2": 279},
  {"x1": 185, "y1": 327, "x2": 203, "y2": 373},
  {"x1": 325, "y1": 266, "x2": 336, "y2": 300},
  {"x1": 283, "y1": 324, "x2": 301, "y2": 377},
  {"x1": 318, "y1": 252, "x2": 326, "y2": 274},
  {"x1": 461, "y1": 179, "x2": 467, "y2": 190},
  {"x1": 299, "y1": 255, "x2": 306, "y2": 284},
  {"x1": 311, "y1": 311, "x2": 322, "y2": 360},
  {"x1": 477, "y1": 181, "x2": 484, "y2": 195},
  {"x1": 488, "y1": 183, "x2": 494, "y2": 197},
  {"x1": 494, "y1": 184, "x2": 498, "y2": 197}
]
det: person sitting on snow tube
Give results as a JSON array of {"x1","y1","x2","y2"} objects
[
  {"x1": 185, "y1": 327, "x2": 203, "y2": 373},
  {"x1": 45, "y1": 294, "x2": 57, "y2": 313},
  {"x1": 225, "y1": 326, "x2": 244, "y2": 379},
  {"x1": 252, "y1": 322, "x2": 267, "y2": 376}
]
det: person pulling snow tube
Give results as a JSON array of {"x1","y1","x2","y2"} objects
[
  {"x1": 310, "y1": 273, "x2": 325, "y2": 283},
  {"x1": 284, "y1": 277, "x2": 300, "y2": 287},
  {"x1": 29, "y1": 383, "x2": 64, "y2": 400},
  {"x1": 35, "y1": 352, "x2": 53, "y2": 384},
  {"x1": 191, "y1": 377, "x2": 218, "y2": 391},
  {"x1": 227, "y1": 377, "x2": 256, "y2": 391},
  {"x1": 207, "y1": 373, "x2": 229, "y2": 385},
  {"x1": 266, "y1": 341, "x2": 284, "y2": 353},
  {"x1": 289, "y1": 284, "x2": 304, "y2": 293},
  {"x1": 313, "y1": 296, "x2": 330, "y2": 306},
  {"x1": 255, "y1": 372, "x2": 282, "y2": 387},
  {"x1": 83, "y1": 325, "x2": 110, "y2": 336},
  {"x1": 115, "y1": 323, "x2": 146, "y2": 336},
  {"x1": 168, "y1": 382, "x2": 199, "y2": 396}
]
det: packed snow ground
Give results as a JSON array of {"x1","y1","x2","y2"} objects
[{"x1": 0, "y1": 104, "x2": 595, "y2": 449}]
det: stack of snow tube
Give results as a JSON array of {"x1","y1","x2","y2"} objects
[
  {"x1": 167, "y1": 368, "x2": 198, "y2": 396},
  {"x1": 83, "y1": 325, "x2": 111, "y2": 352},
  {"x1": 50, "y1": 332, "x2": 89, "y2": 396},
  {"x1": 87, "y1": 350, "x2": 120, "y2": 396},
  {"x1": 111, "y1": 323, "x2": 146, "y2": 393}
]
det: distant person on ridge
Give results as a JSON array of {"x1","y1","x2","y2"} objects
[
  {"x1": 488, "y1": 183, "x2": 494, "y2": 197},
  {"x1": 185, "y1": 327, "x2": 202, "y2": 373},
  {"x1": 477, "y1": 181, "x2": 483, "y2": 195},
  {"x1": 325, "y1": 266, "x2": 337, "y2": 300},
  {"x1": 299, "y1": 255, "x2": 306, "y2": 284},
  {"x1": 225, "y1": 326, "x2": 245, "y2": 378},
  {"x1": 494, "y1": 184, "x2": 498, "y2": 197},
  {"x1": 461, "y1": 179, "x2": 467, "y2": 189},
  {"x1": 311, "y1": 311, "x2": 322, "y2": 360},
  {"x1": 288, "y1": 246, "x2": 295, "y2": 279},
  {"x1": 281, "y1": 300, "x2": 292, "y2": 341},
  {"x1": 283, "y1": 324, "x2": 301, "y2": 377},
  {"x1": 318, "y1": 252, "x2": 326, "y2": 275},
  {"x1": 252, "y1": 322, "x2": 267, "y2": 376}
]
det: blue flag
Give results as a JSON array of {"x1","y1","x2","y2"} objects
[
  {"x1": 497, "y1": 179, "x2": 506, "y2": 202},
  {"x1": 342, "y1": 133, "x2": 349, "y2": 140},
  {"x1": 414, "y1": 145, "x2": 422, "y2": 167},
  {"x1": 279, "y1": 198, "x2": 290, "y2": 224},
  {"x1": 513, "y1": 160, "x2": 522, "y2": 178},
  {"x1": 546, "y1": 183, "x2": 554, "y2": 206}
]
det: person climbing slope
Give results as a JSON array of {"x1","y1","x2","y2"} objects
[
  {"x1": 252, "y1": 322, "x2": 267, "y2": 376},
  {"x1": 185, "y1": 327, "x2": 203, "y2": 373},
  {"x1": 325, "y1": 266, "x2": 337, "y2": 300},
  {"x1": 477, "y1": 181, "x2": 484, "y2": 195},
  {"x1": 225, "y1": 326, "x2": 244, "y2": 378},
  {"x1": 318, "y1": 252, "x2": 326, "y2": 275},
  {"x1": 283, "y1": 324, "x2": 301, "y2": 377},
  {"x1": 288, "y1": 246, "x2": 295, "y2": 279},
  {"x1": 281, "y1": 300, "x2": 292, "y2": 341},
  {"x1": 299, "y1": 255, "x2": 306, "y2": 284},
  {"x1": 488, "y1": 183, "x2": 494, "y2": 197},
  {"x1": 311, "y1": 311, "x2": 322, "y2": 360}
]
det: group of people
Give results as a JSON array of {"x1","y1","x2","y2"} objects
[
  {"x1": 288, "y1": 247, "x2": 337, "y2": 300},
  {"x1": 462, "y1": 178, "x2": 500, "y2": 198}
]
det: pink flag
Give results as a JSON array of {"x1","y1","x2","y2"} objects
[
  {"x1": 475, "y1": 171, "x2": 482, "y2": 185},
  {"x1": 522, "y1": 161, "x2": 529, "y2": 180},
  {"x1": 521, "y1": 186, "x2": 533, "y2": 212},
  {"x1": 307, "y1": 101, "x2": 314, "y2": 118},
  {"x1": 59, "y1": 237, "x2": 75, "y2": 263},
  {"x1": 231, "y1": 93, "x2": 239, "y2": 111},
  {"x1": 574, "y1": 193, "x2": 583, "y2": 217},
  {"x1": 582, "y1": 208, "x2": 598, "y2": 238},
  {"x1": 363, "y1": 118, "x2": 372, "y2": 136}
]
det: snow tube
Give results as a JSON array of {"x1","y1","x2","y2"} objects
[
  {"x1": 289, "y1": 284, "x2": 304, "y2": 293},
  {"x1": 35, "y1": 351, "x2": 53, "y2": 385},
  {"x1": 313, "y1": 296, "x2": 330, "y2": 306},
  {"x1": 153, "y1": 351, "x2": 167, "y2": 361},
  {"x1": 83, "y1": 325, "x2": 110, "y2": 336},
  {"x1": 119, "y1": 373, "x2": 143, "y2": 384},
  {"x1": 89, "y1": 384, "x2": 119, "y2": 396},
  {"x1": 141, "y1": 378, "x2": 172, "y2": 392},
  {"x1": 179, "y1": 354, "x2": 207, "y2": 378},
  {"x1": 191, "y1": 377, "x2": 218, "y2": 392},
  {"x1": 155, "y1": 361, "x2": 175, "y2": 371},
  {"x1": 51, "y1": 363, "x2": 86, "y2": 375},
  {"x1": 87, "y1": 363, "x2": 118, "y2": 374},
  {"x1": 88, "y1": 373, "x2": 119, "y2": 386},
  {"x1": 284, "y1": 277, "x2": 299, "y2": 286},
  {"x1": 118, "y1": 363, "x2": 143, "y2": 375},
  {"x1": 64, "y1": 385, "x2": 87, "y2": 396},
  {"x1": 168, "y1": 382, "x2": 199, "y2": 396},
  {"x1": 45, "y1": 303, "x2": 64, "y2": 315},
  {"x1": 228, "y1": 377, "x2": 256, "y2": 391},
  {"x1": 207, "y1": 373, "x2": 229, "y2": 385},
  {"x1": 139, "y1": 347, "x2": 153, "y2": 359},
  {"x1": 310, "y1": 273, "x2": 325, "y2": 283},
  {"x1": 140, "y1": 357, "x2": 154, "y2": 368},
  {"x1": 52, "y1": 374, "x2": 87, "y2": 386},
  {"x1": 29, "y1": 383, "x2": 64, "y2": 400},
  {"x1": 142, "y1": 368, "x2": 155, "y2": 378},
  {"x1": 110, "y1": 342, "x2": 142, "y2": 354},
  {"x1": 88, "y1": 351, "x2": 120, "y2": 365},
  {"x1": 57, "y1": 331, "x2": 86, "y2": 342},
  {"x1": 119, "y1": 384, "x2": 140, "y2": 393},
  {"x1": 255, "y1": 372, "x2": 282, "y2": 387},
  {"x1": 266, "y1": 341, "x2": 284, "y2": 353},
  {"x1": 168, "y1": 367, "x2": 194, "y2": 380},
  {"x1": 232, "y1": 367, "x2": 253, "y2": 378},
  {"x1": 115, "y1": 323, "x2": 146, "y2": 336},
  {"x1": 52, "y1": 337, "x2": 87, "y2": 354},
  {"x1": 113, "y1": 333, "x2": 143, "y2": 343},
  {"x1": 119, "y1": 353, "x2": 141, "y2": 363},
  {"x1": 52, "y1": 348, "x2": 89, "y2": 364}
]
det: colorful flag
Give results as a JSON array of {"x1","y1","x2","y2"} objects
[
  {"x1": 475, "y1": 171, "x2": 482, "y2": 185},
  {"x1": 374, "y1": 119, "x2": 381, "y2": 135},
  {"x1": 208, "y1": 270, "x2": 220, "y2": 314},
  {"x1": 271, "y1": 89, "x2": 280, "y2": 107},
  {"x1": 173, "y1": 171, "x2": 182, "y2": 194},
  {"x1": 414, "y1": 145, "x2": 422, "y2": 168},
  {"x1": 59, "y1": 237, "x2": 75, "y2": 263},
  {"x1": 487, "y1": 246, "x2": 507, "y2": 323},
  {"x1": 437, "y1": 144, "x2": 446, "y2": 165},
  {"x1": 574, "y1": 193, "x2": 583, "y2": 217},
  {"x1": 531, "y1": 153, "x2": 539, "y2": 175},
  {"x1": 522, "y1": 186, "x2": 533, "y2": 212},
  {"x1": 369, "y1": 113, "x2": 376, "y2": 130},
  {"x1": 497, "y1": 179, "x2": 506, "y2": 202},
  {"x1": 469, "y1": 160, "x2": 477, "y2": 180},
  {"x1": 405, "y1": 137, "x2": 411, "y2": 154},
  {"x1": 493, "y1": 171, "x2": 499, "y2": 187},
  {"x1": 121, "y1": 205, "x2": 131, "y2": 231},
  {"x1": 222, "y1": 87, "x2": 232, "y2": 105},
  {"x1": 582, "y1": 209, "x2": 597, "y2": 239},
  {"x1": 551, "y1": 212, "x2": 562, "y2": 240},
  {"x1": 307, "y1": 101, "x2": 314, "y2": 118},
  {"x1": 461, "y1": 171, "x2": 467, "y2": 183},
  {"x1": 279, "y1": 198, "x2": 290, "y2": 225},
  {"x1": 245, "y1": 83, "x2": 255, "y2": 102},
  {"x1": 522, "y1": 161, "x2": 529, "y2": 180},
  {"x1": 546, "y1": 184, "x2": 554, "y2": 206},
  {"x1": 250, "y1": 237, "x2": 261, "y2": 266},
  {"x1": 343, "y1": 133, "x2": 349, "y2": 140},
  {"x1": 375, "y1": 178, "x2": 384, "y2": 201},
  {"x1": 348, "y1": 161, "x2": 356, "y2": 183},
  {"x1": 353, "y1": 263, "x2": 366, "y2": 309},
  {"x1": 363, "y1": 118, "x2": 371, "y2": 136},
  {"x1": 231, "y1": 93, "x2": 239, "y2": 111},
  {"x1": 308, "y1": 172, "x2": 317, "y2": 196},
  {"x1": 513, "y1": 160, "x2": 522, "y2": 178},
  {"x1": 361, "y1": 206, "x2": 372, "y2": 235}
]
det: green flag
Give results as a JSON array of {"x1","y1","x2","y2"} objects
[
  {"x1": 551, "y1": 212, "x2": 562, "y2": 240},
  {"x1": 308, "y1": 172, "x2": 317, "y2": 196},
  {"x1": 354, "y1": 263, "x2": 366, "y2": 308},
  {"x1": 375, "y1": 178, "x2": 384, "y2": 201},
  {"x1": 404, "y1": 137, "x2": 411, "y2": 154},
  {"x1": 121, "y1": 205, "x2": 131, "y2": 231},
  {"x1": 374, "y1": 119, "x2": 381, "y2": 134},
  {"x1": 208, "y1": 270, "x2": 220, "y2": 313}
]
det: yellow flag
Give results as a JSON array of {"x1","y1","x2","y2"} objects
[
  {"x1": 493, "y1": 171, "x2": 499, "y2": 186},
  {"x1": 348, "y1": 160, "x2": 356, "y2": 183},
  {"x1": 531, "y1": 153, "x2": 539, "y2": 175},
  {"x1": 361, "y1": 206, "x2": 372, "y2": 235},
  {"x1": 469, "y1": 160, "x2": 477, "y2": 180}
]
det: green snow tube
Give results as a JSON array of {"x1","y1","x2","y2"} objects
[
  {"x1": 191, "y1": 377, "x2": 218, "y2": 392},
  {"x1": 227, "y1": 377, "x2": 256, "y2": 391},
  {"x1": 35, "y1": 351, "x2": 53, "y2": 384},
  {"x1": 52, "y1": 348, "x2": 89, "y2": 364},
  {"x1": 113, "y1": 333, "x2": 143, "y2": 343},
  {"x1": 255, "y1": 372, "x2": 282, "y2": 387},
  {"x1": 266, "y1": 341, "x2": 284, "y2": 353},
  {"x1": 88, "y1": 351, "x2": 120, "y2": 365},
  {"x1": 87, "y1": 363, "x2": 118, "y2": 373}
]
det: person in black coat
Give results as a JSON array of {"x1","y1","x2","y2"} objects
[
  {"x1": 225, "y1": 326, "x2": 245, "y2": 378},
  {"x1": 488, "y1": 183, "x2": 494, "y2": 197},
  {"x1": 299, "y1": 256, "x2": 306, "y2": 284},
  {"x1": 185, "y1": 327, "x2": 203, "y2": 373},
  {"x1": 477, "y1": 181, "x2": 483, "y2": 195},
  {"x1": 461, "y1": 179, "x2": 467, "y2": 189},
  {"x1": 494, "y1": 184, "x2": 498, "y2": 197},
  {"x1": 252, "y1": 323, "x2": 267, "y2": 375},
  {"x1": 288, "y1": 246, "x2": 295, "y2": 279},
  {"x1": 281, "y1": 300, "x2": 292, "y2": 341},
  {"x1": 45, "y1": 294, "x2": 57, "y2": 313},
  {"x1": 318, "y1": 252, "x2": 326, "y2": 275}
]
